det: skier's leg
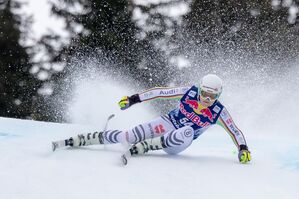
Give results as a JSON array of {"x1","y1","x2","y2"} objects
[
  {"x1": 66, "y1": 131, "x2": 115, "y2": 147},
  {"x1": 162, "y1": 126, "x2": 194, "y2": 155},
  {"x1": 65, "y1": 115, "x2": 175, "y2": 147},
  {"x1": 130, "y1": 126, "x2": 194, "y2": 155},
  {"x1": 123, "y1": 114, "x2": 175, "y2": 144}
]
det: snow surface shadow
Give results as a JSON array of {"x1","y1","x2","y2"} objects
[
  {"x1": 42, "y1": 145, "x2": 126, "y2": 161},
  {"x1": 144, "y1": 153, "x2": 235, "y2": 165},
  {"x1": 64, "y1": 145, "x2": 124, "y2": 154},
  {"x1": 61, "y1": 146, "x2": 237, "y2": 165}
]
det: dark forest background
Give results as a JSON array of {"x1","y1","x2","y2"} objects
[{"x1": 1, "y1": 0, "x2": 299, "y2": 122}]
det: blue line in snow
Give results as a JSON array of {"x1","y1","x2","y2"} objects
[
  {"x1": 0, "y1": 132, "x2": 18, "y2": 139},
  {"x1": 280, "y1": 147, "x2": 299, "y2": 171}
]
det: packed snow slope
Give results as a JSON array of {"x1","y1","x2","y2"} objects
[{"x1": 1, "y1": 79, "x2": 299, "y2": 199}]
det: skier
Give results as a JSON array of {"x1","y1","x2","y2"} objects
[{"x1": 52, "y1": 74, "x2": 251, "y2": 164}]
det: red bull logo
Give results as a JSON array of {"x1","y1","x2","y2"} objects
[
  {"x1": 184, "y1": 98, "x2": 199, "y2": 109},
  {"x1": 200, "y1": 108, "x2": 214, "y2": 122},
  {"x1": 179, "y1": 104, "x2": 210, "y2": 127},
  {"x1": 183, "y1": 97, "x2": 215, "y2": 122}
]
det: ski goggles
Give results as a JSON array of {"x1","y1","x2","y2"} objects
[{"x1": 200, "y1": 90, "x2": 219, "y2": 101}]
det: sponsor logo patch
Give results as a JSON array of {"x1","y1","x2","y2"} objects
[
  {"x1": 154, "y1": 124, "x2": 165, "y2": 134},
  {"x1": 159, "y1": 89, "x2": 177, "y2": 95},
  {"x1": 143, "y1": 91, "x2": 154, "y2": 99},
  {"x1": 220, "y1": 109, "x2": 228, "y2": 118},
  {"x1": 188, "y1": 90, "x2": 196, "y2": 98},
  {"x1": 225, "y1": 118, "x2": 233, "y2": 125},
  {"x1": 184, "y1": 128, "x2": 193, "y2": 137},
  {"x1": 213, "y1": 105, "x2": 221, "y2": 113},
  {"x1": 229, "y1": 124, "x2": 240, "y2": 136},
  {"x1": 179, "y1": 104, "x2": 211, "y2": 127}
]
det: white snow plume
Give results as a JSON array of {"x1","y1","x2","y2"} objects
[
  {"x1": 63, "y1": 50, "x2": 299, "y2": 138},
  {"x1": 180, "y1": 51, "x2": 299, "y2": 138},
  {"x1": 221, "y1": 59, "x2": 299, "y2": 137},
  {"x1": 67, "y1": 77, "x2": 155, "y2": 130},
  {"x1": 64, "y1": 56, "x2": 155, "y2": 131}
]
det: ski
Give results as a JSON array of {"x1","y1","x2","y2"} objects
[
  {"x1": 52, "y1": 140, "x2": 67, "y2": 151},
  {"x1": 103, "y1": 114, "x2": 115, "y2": 133},
  {"x1": 120, "y1": 140, "x2": 132, "y2": 166},
  {"x1": 121, "y1": 149, "x2": 132, "y2": 166},
  {"x1": 102, "y1": 114, "x2": 115, "y2": 149}
]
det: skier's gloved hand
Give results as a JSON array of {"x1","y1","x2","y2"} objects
[
  {"x1": 119, "y1": 96, "x2": 130, "y2": 110},
  {"x1": 238, "y1": 145, "x2": 251, "y2": 164},
  {"x1": 118, "y1": 94, "x2": 141, "y2": 110}
]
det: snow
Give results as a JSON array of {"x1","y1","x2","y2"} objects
[
  {"x1": 282, "y1": 0, "x2": 293, "y2": 8},
  {"x1": 1, "y1": 80, "x2": 299, "y2": 199},
  {"x1": 170, "y1": 56, "x2": 191, "y2": 69},
  {"x1": 288, "y1": 5, "x2": 299, "y2": 24},
  {"x1": 19, "y1": 0, "x2": 67, "y2": 41},
  {"x1": 134, "y1": 0, "x2": 175, "y2": 6},
  {"x1": 271, "y1": 0, "x2": 282, "y2": 8},
  {"x1": 37, "y1": 70, "x2": 49, "y2": 81},
  {"x1": 0, "y1": 117, "x2": 298, "y2": 199},
  {"x1": 2, "y1": 1, "x2": 299, "y2": 198},
  {"x1": 156, "y1": 2, "x2": 190, "y2": 18}
]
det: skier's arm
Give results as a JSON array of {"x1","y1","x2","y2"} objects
[
  {"x1": 139, "y1": 86, "x2": 190, "y2": 101},
  {"x1": 216, "y1": 107, "x2": 251, "y2": 163},
  {"x1": 216, "y1": 107, "x2": 247, "y2": 149},
  {"x1": 118, "y1": 86, "x2": 190, "y2": 110}
]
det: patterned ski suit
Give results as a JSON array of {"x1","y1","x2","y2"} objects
[{"x1": 73, "y1": 85, "x2": 248, "y2": 155}]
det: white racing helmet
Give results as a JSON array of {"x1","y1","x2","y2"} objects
[{"x1": 199, "y1": 74, "x2": 223, "y2": 100}]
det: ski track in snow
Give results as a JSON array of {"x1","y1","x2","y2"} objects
[{"x1": 0, "y1": 117, "x2": 298, "y2": 199}]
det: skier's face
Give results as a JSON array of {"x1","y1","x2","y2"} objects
[{"x1": 199, "y1": 92, "x2": 216, "y2": 107}]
